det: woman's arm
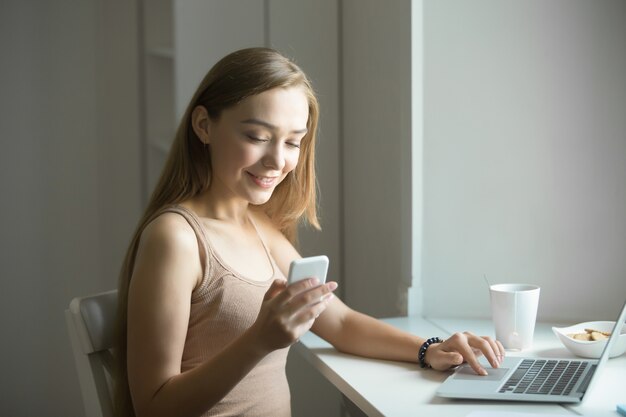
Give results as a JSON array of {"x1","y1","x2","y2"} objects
[
  {"x1": 311, "y1": 298, "x2": 504, "y2": 375},
  {"x1": 127, "y1": 213, "x2": 266, "y2": 417},
  {"x1": 311, "y1": 299, "x2": 423, "y2": 362},
  {"x1": 256, "y1": 210, "x2": 505, "y2": 376},
  {"x1": 126, "y1": 213, "x2": 335, "y2": 417}
]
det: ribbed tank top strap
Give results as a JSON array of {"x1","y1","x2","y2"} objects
[
  {"x1": 247, "y1": 215, "x2": 276, "y2": 271},
  {"x1": 152, "y1": 205, "x2": 213, "y2": 298}
]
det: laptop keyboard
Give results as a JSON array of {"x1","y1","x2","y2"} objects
[{"x1": 499, "y1": 359, "x2": 592, "y2": 396}]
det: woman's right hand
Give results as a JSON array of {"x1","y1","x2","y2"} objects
[
  {"x1": 424, "y1": 332, "x2": 505, "y2": 375},
  {"x1": 250, "y1": 278, "x2": 338, "y2": 353}
]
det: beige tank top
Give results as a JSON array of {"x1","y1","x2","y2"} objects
[{"x1": 155, "y1": 205, "x2": 291, "y2": 417}]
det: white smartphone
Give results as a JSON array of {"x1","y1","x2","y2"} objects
[{"x1": 287, "y1": 255, "x2": 329, "y2": 285}]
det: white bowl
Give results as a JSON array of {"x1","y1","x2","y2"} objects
[{"x1": 552, "y1": 321, "x2": 626, "y2": 359}]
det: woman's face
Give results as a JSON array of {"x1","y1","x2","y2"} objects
[{"x1": 205, "y1": 86, "x2": 309, "y2": 206}]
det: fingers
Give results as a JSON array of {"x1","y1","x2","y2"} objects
[
  {"x1": 471, "y1": 335, "x2": 500, "y2": 369},
  {"x1": 284, "y1": 283, "x2": 336, "y2": 337},
  {"x1": 495, "y1": 339, "x2": 506, "y2": 362},
  {"x1": 285, "y1": 281, "x2": 337, "y2": 318},
  {"x1": 280, "y1": 278, "x2": 335, "y2": 304},
  {"x1": 459, "y1": 332, "x2": 500, "y2": 370},
  {"x1": 443, "y1": 332, "x2": 506, "y2": 376},
  {"x1": 485, "y1": 336, "x2": 505, "y2": 364},
  {"x1": 291, "y1": 293, "x2": 333, "y2": 323},
  {"x1": 446, "y1": 333, "x2": 489, "y2": 376},
  {"x1": 263, "y1": 279, "x2": 287, "y2": 301},
  {"x1": 271, "y1": 277, "x2": 324, "y2": 306},
  {"x1": 263, "y1": 278, "x2": 337, "y2": 330}
]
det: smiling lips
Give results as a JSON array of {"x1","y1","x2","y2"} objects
[{"x1": 247, "y1": 172, "x2": 279, "y2": 188}]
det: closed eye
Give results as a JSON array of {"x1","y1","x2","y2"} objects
[{"x1": 246, "y1": 135, "x2": 269, "y2": 143}]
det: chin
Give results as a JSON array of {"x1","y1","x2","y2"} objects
[{"x1": 247, "y1": 192, "x2": 273, "y2": 206}]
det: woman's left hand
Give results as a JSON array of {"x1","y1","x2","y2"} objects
[{"x1": 424, "y1": 332, "x2": 505, "y2": 375}]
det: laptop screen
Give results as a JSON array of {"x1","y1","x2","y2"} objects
[{"x1": 581, "y1": 299, "x2": 626, "y2": 401}]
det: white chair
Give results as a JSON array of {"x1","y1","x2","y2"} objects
[{"x1": 65, "y1": 290, "x2": 117, "y2": 417}]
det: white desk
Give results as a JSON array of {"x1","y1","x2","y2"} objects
[{"x1": 295, "y1": 316, "x2": 625, "y2": 417}]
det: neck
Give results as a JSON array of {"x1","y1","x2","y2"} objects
[{"x1": 188, "y1": 189, "x2": 251, "y2": 226}]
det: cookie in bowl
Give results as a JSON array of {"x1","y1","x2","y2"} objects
[{"x1": 552, "y1": 321, "x2": 626, "y2": 359}]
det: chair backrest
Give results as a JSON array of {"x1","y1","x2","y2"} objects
[{"x1": 65, "y1": 290, "x2": 118, "y2": 417}]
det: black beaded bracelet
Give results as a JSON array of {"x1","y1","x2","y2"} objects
[{"x1": 418, "y1": 337, "x2": 443, "y2": 368}]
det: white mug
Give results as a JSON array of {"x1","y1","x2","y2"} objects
[{"x1": 489, "y1": 283, "x2": 540, "y2": 351}]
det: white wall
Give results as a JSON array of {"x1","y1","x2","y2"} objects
[
  {"x1": 0, "y1": 0, "x2": 141, "y2": 415},
  {"x1": 421, "y1": 0, "x2": 626, "y2": 322}
]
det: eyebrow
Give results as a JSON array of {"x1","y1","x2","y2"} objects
[{"x1": 240, "y1": 118, "x2": 308, "y2": 135}]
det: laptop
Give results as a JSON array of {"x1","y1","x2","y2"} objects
[{"x1": 436, "y1": 299, "x2": 626, "y2": 403}]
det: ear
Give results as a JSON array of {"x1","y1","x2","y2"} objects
[{"x1": 191, "y1": 105, "x2": 211, "y2": 145}]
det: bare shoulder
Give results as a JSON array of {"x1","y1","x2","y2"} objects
[
  {"x1": 126, "y1": 212, "x2": 202, "y2": 410},
  {"x1": 139, "y1": 212, "x2": 199, "y2": 254},
  {"x1": 134, "y1": 212, "x2": 202, "y2": 291}
]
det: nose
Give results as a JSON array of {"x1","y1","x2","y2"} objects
[{"x1": 262, "y1": 143, "x2": 285, "y2": 171}]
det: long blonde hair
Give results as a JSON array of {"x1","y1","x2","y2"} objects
[{"x1": 114, "y1": 47, "x2": 320, "y2": 416}]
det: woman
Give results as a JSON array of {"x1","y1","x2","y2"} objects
[{"x1": 114, "y1": 47, "x2": 505, "y2": 417}]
